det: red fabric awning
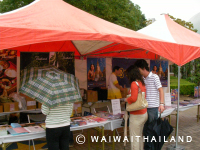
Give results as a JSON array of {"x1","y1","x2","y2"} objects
[{"x1": 0, "y1": 0, "x2": 199, "y2": 65}]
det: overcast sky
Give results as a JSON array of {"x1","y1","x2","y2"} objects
[{"x1": 131, "y1": 0, "x2": 200, "y2": 21}]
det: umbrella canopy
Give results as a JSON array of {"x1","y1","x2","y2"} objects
[
  {"x1": 138, "y1": 14, "x2": 200, "y2": 65},
  {"x1": 19, "y1": 66, "x2": 82, "y2": 108},
  {"x1": 0, "y1": 0, "x2": 181, "y2": 63}
]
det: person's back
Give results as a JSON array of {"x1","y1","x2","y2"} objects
[{"x1": 42, "y1": 103, "x2": 73, "y2": 150}]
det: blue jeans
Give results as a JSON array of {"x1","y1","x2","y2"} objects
[{"x1": 143, "y1": 107, "x2": 158, "y2": 150}]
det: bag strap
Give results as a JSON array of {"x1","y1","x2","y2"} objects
[{"x1": 135, "y1": 81, "x2": 141, "y2": 93}]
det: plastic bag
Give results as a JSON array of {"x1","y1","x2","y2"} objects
[{"x1": 9, "y1": 92, "x2": 27, "y2": 110}]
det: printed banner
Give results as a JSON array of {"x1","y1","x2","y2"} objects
[
  {"x1": 49, "y1": 52, "x2": 75, "y2": 75},
  {"x1": 150, "y1": 60, "x2": 168, "y2": 87},
  {"x1": 87, "y1": 58, "x2": 106, "y2": 90},
  {"x1": 171, "y1": 89, "x2": 178, "y2": 101},
  {"x1": 194, "y1": 86, "x2": 199, "y2": 98},
  {"x1": 20, "y1": 52, "x2": 49, "y2": 70},
  {"x1": 112, "y1": 58, "x2": 137, "y2": 88},
  {"x1": 0, "y1": 50, "x2": 17, "y2": 96}
]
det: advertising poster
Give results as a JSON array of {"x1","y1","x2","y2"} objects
[
  {"x1": 49, "y1": 52, "x2": 75, "y2": 75},
  {"x1": 150, "y1": 60, "x2": 168, "y2": 87},
  {"x1": 194, "y1": 86, "x2": 198, "y2": 98},
  {"x1": 20, "y1": 52, "x2": 49, "y2": 70},
  {"x1": 87, "y1": 58, "x2": 106, "y2": 90},
  {"x1": 112, "y1": 58, "x2": 137, "y2": 88},
  {"x1": 171, "y1": 89, "x2": 178, "y2": 101},
  {"x1": 0, "y1": 50, "x2": 17, "y2": 96}
]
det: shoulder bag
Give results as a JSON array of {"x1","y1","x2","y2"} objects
[{"x1": 126, "y1": 81, "x2": 148, "y2": 111}]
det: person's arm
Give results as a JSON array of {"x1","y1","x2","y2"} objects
[
  {"x1": 87, "y1": 71, "x2": 91, "y2": 80},
  {"x1": 111, "y1": 74, "x2": 124, "y2": 91},
  {"x1": 158, "y1": 87, "x2": 165, "y2": 113},
  {"x1": 114, "y1": 82, "x2": 124, "y2": 91},
  {"x1": 41, "y1": 104, "x2": 50, "y2": 115}
]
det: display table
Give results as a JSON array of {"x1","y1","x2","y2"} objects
[
  {"x1": 0, "y1": 109, "x2": 41, "y2": 117},
  {"x1": 159, "y1": 107, "x2": 175, "y2": 118},
  {"x1": 0, "y1": 121, "x2": 109, "y2": 150}
]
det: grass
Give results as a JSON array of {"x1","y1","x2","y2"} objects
[{"x1": 170, "y1": 76, "x2": 196, "y2": 95}]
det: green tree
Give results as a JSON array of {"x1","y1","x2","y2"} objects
[
  {"x1": 0, "y1": 0, "x2": 147, "y2": 31},
  {"x1": 0, "y1": 0, "x2": 34, "y2": 12},
  {"x1": 65, "y1": 0, "x2": 146, "y2": 30},
  {"x1": 169, "y1": 15, "x2": 197, "y2": 32}
]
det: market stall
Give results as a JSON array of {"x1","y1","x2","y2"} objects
[{"x1": 0, "y1": 0, "x2": 200, "y2": 149}]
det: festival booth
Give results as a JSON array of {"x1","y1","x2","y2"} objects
[
  {"x1": 0, "y1": 0, "x2": 200, "y2": 149},
  {"x1": 0, "y1": 0, "x2": 179, "y2": 113}
]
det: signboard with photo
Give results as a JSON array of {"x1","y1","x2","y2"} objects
[
  {"x1": 49, "y1": 52, "x2": 74, "y2": 75},
  {"x1": 150, "y1": 60, "x2": 168, "y2": 87},
  {"x1": 0, "y1": 50, "x2": 17, "y2": 96},
  {"x1": 87, "y1": 58, "x2": 106, "y2": 90},
  {"x1": 20, "y1": 52, "x2": 49, "y2": 70},
  {"x1": 171, "y1": 89, "x2": 178, "y2": 101}
]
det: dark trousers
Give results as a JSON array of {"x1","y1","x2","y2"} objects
[
  {"x1": 143, "y1": 107, "x2": 158, "y2": 150},
  {"x1": 46, "y1": 125, "x2": 70, "y2": 150},
  {"x1": 69, "y1": 131, "x2": 74, "y2": 144}
]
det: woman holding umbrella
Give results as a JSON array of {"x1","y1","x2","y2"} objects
[
  {"x1": 42, "y1": 103, "x2": 73, "y2": 150},
  {"x1": 124, "y1": 65, "x2": 148, "y2": 150}
]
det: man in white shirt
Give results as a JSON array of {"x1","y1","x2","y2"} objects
[{"x1": 134, "y1": 59, "x2": 164, "y2": 150}]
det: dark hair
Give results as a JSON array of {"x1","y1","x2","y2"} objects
[
  {"x1": 126, "y1": 65, "x2": 145, "y2": 85},
  {"x1": 112, "y1": 66, "x2": 120, "y2": 72},
  {"x1": 134, "y1": 59, "x2": 149, "y2": 71},
  {"x1": 90, "y1": 64, "x2": 95, "y2": 70}
]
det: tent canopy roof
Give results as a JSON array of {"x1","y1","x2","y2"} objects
[
  {"x1": 0, "y1": 0, "x2": 199, "y2": 65},
  {"x1": 138, "y1": 15, "x2": 200, "y2": 64}
]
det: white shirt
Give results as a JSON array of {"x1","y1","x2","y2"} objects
[{"x1": 144, "y1": 72, "x2": 162, "y2": 108}]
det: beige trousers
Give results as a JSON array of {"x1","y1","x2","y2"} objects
[{"x1": 129, "y1": 112, "x2": 148, "y2": 150}]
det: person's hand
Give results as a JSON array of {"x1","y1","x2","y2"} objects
[{"x1": 158, "y1": 105, "x2": 165, "y2": 113}]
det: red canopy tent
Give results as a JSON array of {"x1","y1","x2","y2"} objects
[
  {"x1": 138, "y1": 14, "x2": 200, "y2": 65},
  {"x1": 0, "y1": 0, "x2": 179, "y2": 62}
]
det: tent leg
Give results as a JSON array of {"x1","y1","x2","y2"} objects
[{"x1": 175, "y1": 66, "x2": 181, "y2": 148}]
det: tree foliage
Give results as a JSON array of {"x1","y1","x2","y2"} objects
[
  {"x1": 64, "y1": 0, "x2": 146, "y2": 30},
  {"x1": 0, "y1": 0, "x2": 34, "y2": 12},
  {"x1": 0, "y1": 0, "x2": 146, "y2": 31},
  {"x1": 169, "y1": 15, "x2": 197, "y2": 32}
]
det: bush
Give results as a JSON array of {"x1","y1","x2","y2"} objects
[{"x1": 170, "y1": 76, "x2": 196, "y2": 96}]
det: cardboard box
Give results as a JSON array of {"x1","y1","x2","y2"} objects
[
  {"x1": 37, "y1": 102, "x2": 42, "y2": 109},
  {"x1": 20, "y1": 93, "x2": 36, "y2": 110},
  {"x1": 73, "y1": 102, "x2": 82, "y2": 114},
  {"x1": 3, "y1": 102, "x2": 19, "y2": 112},
  {"x1": 0, "y1": 105, "x2": 3, "y2": 112},
  {"x1": 87, "y1": 90, "x2": 98, "y2": 102}
]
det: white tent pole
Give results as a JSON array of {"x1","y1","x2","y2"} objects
[{"x1": 175, "y1": 66, "x2": 181, "y2": 148}]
